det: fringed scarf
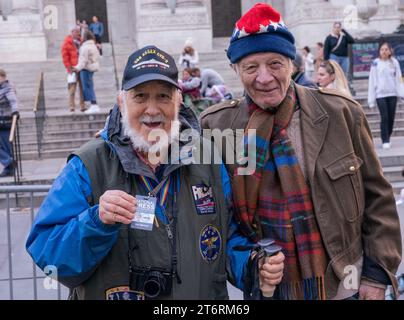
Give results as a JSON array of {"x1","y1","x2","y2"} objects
[{"x1": 232, "y1": 85, "x2": 327, "y2": 300}]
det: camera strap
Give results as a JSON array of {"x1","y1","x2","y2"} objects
[
  {"x1": 170, "y1": 184, "x2": 182, "y2": 285},
  {"x1": 128, "y1": 172, "x2": 182, "y2": 285}
]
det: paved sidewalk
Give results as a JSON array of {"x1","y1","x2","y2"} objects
[{"x1": 0, "y1": 158, "x2": 66, "y2": 185}]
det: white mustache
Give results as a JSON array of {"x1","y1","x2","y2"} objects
[{"x1": 139, "y1": 115, "x2": 166, "y2": 124}]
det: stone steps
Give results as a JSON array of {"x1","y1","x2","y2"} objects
[
  {"x1": 14, "y1": 113, "x2": 108, "y2": 160},
  {"x1": 393, "y1": 181, "x2": 404, "y2": 194},
  {"x1": 20, "y1": 148, "x2": 80, "y2": 161},
  {"x1": 20, "y1": 136, "x2": 91, "y2": 153},
  {"x1": 383, "y1": 166, "x2": 404, "y2": 183},
  {"x1": 3, "y1": 44, "x2": 118, "y2": 113}
]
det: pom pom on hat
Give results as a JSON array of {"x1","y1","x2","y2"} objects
[{"x1": 227, "y1": 3, "x2": 296, "y2": 63}]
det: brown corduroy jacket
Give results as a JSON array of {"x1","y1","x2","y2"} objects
[{"x1": 200, "y1": 84, "x2": 402, "y2": 299}]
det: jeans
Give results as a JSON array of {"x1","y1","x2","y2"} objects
[
  {"x1": 330, "y1": 54, "x2": 350, "y2": 79},
  {"x1": 376, "y1": 96, "x2": 397, "y2": 143},
  {"x1": 0, "y1": 129, "x2": 13, "y2": 170},
  {"x1": 80, "y1": 70, "x2": 97, "y2": 104}
]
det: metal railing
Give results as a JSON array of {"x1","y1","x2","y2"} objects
[
  {"x1": 0, "y1": 185, "x2": 65, "y2": 300},
  {"x1": 9, "y1": 114, "x2": 22, "y2": 184},
  {"x1": 33, "y1": 72, "x2": 46, "y2": 158}
]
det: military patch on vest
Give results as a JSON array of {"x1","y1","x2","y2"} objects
[
  {"x1": 105, "y1": 286, "x2": 145, "y2": 300},
  {"x1": 192, "y1": 184, "x2": 216, "y2": 215},
  {"x1": 199, "y1": 224, "x2": 222, "y2": 263}
]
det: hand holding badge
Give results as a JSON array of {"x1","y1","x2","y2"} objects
[
  {"x1": 131, "y1": 195, "x2": 157, "y2": 231},
  {"x1": 98, "y1": 190, "x2": 137, "y2": 225}
]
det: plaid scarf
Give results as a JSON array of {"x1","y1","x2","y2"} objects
[{"x1": 232, "y1": 85, "x2": 327, "y2": 300}]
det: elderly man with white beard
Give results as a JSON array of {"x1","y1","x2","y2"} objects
[{"x1": 26, "y1": 46, "x2": 285, "y2": 300}]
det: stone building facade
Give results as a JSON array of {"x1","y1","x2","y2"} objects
[{"x1": 1, "y1": 0, "x2": 403, "y2": 62}]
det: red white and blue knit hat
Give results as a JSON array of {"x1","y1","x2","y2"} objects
[{"x1": 227, "y1": 3, "x2": 296, "y2": 64}]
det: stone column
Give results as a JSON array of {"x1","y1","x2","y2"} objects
[
  {"x1": 136, "y1": 0, "x2": 212, "y2": 53},
  {"x1": 1, "y1": 0, "x2": 13, "y2": 20},
  {"x1": 11, "y1": 0, "x2": 40, "y2": 14},
  {"x1": 0, "y1": 0, "x2": 47, "y2": 62},
  {"x1": 176, "y1": 0, "x2": 203, "y2": 7},
  {"x1": 141, "y1": 0, "x2": 166, "y2": 9},
  {"x1": 397, "y1": 0, "x2": 404, "y2": 32}
]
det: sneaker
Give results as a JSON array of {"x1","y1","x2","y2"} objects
[
  {"x1": 85, "y1": 104, "x2": 101, "y2": 114},
  {"x1": 398, "y1": 274, "x2": 404, "y2": 294},
  {"x1": 382, "y1": 143, "x2": 391, "y2": 149}
]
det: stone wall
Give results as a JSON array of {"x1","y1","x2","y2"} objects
[{"x1": 0, "y1": 0, "x2": 47, "y2": 63}]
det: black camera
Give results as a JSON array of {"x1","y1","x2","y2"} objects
[{"x1": 130, "y1": 266, "x2": 172, "y2": 299}]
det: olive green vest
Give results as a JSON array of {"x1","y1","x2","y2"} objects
[{"x1": 68, "y1": 139, "x2": 230, "y2": 300}]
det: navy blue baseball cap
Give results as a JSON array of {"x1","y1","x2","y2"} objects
[{"x1": 122, "y1": 45, "x2": 180, "y2": 90}]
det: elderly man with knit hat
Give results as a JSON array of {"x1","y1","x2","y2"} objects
[{"x1": 202, "y1": 3, "x2": 402, "y2": 300}]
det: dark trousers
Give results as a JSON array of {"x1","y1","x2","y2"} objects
[
  {"x1": 94, "y1": 35, "x2": 102, "y2": 55},
  {"x1": 376, "y1": 96, "x2": 397, "y2": 143},
  {"x1": 0, "y1": 129, "x2": 13, "y2": 170}
]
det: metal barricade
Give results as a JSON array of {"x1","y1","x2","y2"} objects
[{"x1": 0, "y1": 185, "x2": 66, "y2": 300}]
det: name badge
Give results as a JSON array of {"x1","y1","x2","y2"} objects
[{"x1": 131, "y1": 195, "x2": 157, "y2": 231}]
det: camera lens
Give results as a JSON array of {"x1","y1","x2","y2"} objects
[{"x1": 144, "y1": 271, "x2": 166, "y2": 298}]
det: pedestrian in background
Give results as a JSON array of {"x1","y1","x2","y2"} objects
[
  {"x1": 73, "y1": 30, "x2": 100, "y2": 114},
  {"x1": 292, "y1": 53, "x2": 317, "y2": 88},
  {"x1": 324, "y1": 22, "x2": 354, "y2": 78},
  {"x1": 0, "y1": 69, "x2": 19, "y2": 177},
  {"x1": 180, "y1": 67, "x2": 201, "y2": 105},
  {"x1": 368, "y1": 42, "x2": 404, "y2": 149},
  {"x1": 61, "y1": 26, "x2": 85, "y2": 113},
  {"x1": 314, "y1": 42, "x2": 324, "y2": 72},
  {"x1": 89, "y1": 15, "x2": 104, "y2": 56},
  {"x1": 178, "y1": 38, "x2": 199, "y2": 69},
  {"x1": 317, "y1": 60, "x2": 352, "y2": 98},
  {"x1": 192, "y1": 68, "x2": 224, "y2": 97},
  {"x1": 79, "y1": 20, "x2": 89, "y2": 39},
  {"x1": 302, "y1": 46, "x2": 315, "y2": 81}
]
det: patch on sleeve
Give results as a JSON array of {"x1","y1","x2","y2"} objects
[
  {"x1": 192, "y1": 184, "x2": 216, "y2": 215},
  {"x1": 106, "y1": 286, "x2": 145, "y2": 300}
]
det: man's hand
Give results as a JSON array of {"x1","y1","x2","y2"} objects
[
  {"x1": 259, "y1": 251, "x2": 285, "y2": 297},
  {"x1": 99, "y1": 190, "x2": 136, "y2": 225},
  {"x1": 359, "y1": 283, "x2": 385, "y2": 300}
]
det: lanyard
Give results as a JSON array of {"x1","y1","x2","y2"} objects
[{"x1": 139, "y1": 175, "x2": 171, "y2": 208}]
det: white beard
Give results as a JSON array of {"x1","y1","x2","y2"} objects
[{"x1": 120, "y1": 98, "x2": 181, "y2": 154}]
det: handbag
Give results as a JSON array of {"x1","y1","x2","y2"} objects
[
  {"x1": 67, "y1": 72, "x2": 77, "y2": 84},
  {"x1": 398, "y1": 79, "x2": 404, "y2": 99}
]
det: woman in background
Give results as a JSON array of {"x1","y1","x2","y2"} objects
[
  {"x1": 73, "y1": 31, "x2": 100, "y2": 114},
  {"x1": 178, "y1": 38, "x2": 199, "y2": 69},
  {"x1": 317, "y1": 59, "x2": 352, "y2": 98},
  {"x1": 368, "y1": 42, "x2": 403, "y2": 149},
  {"x1": 303, "y1": 46, "x2": 315, "y2": 81}
]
